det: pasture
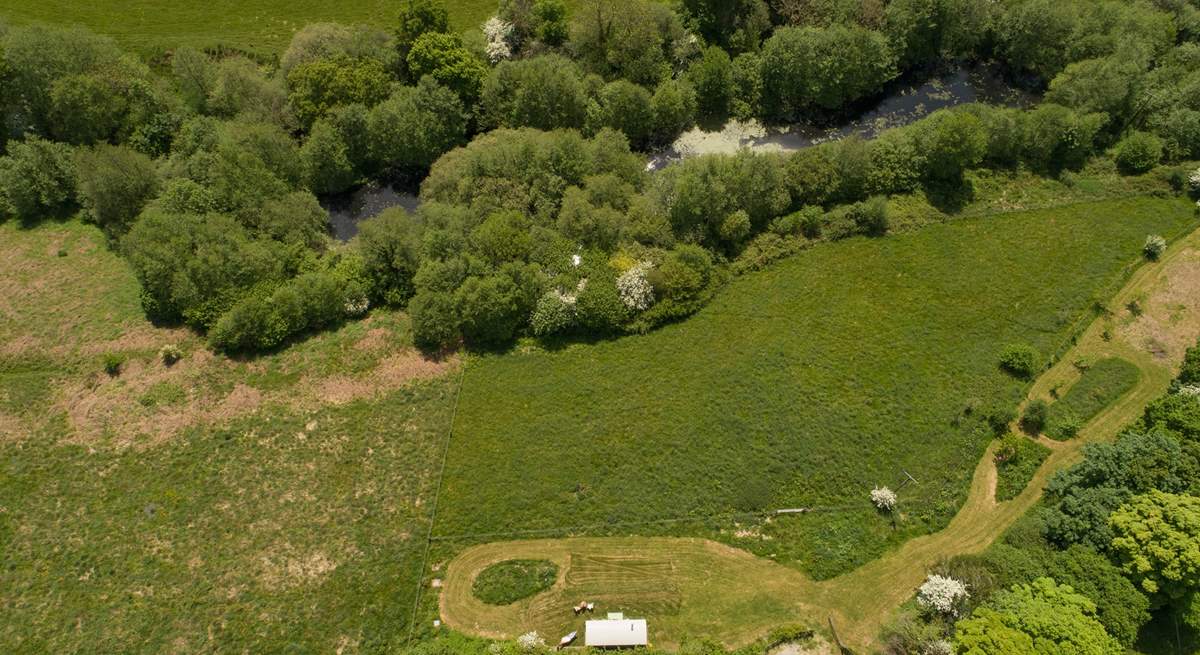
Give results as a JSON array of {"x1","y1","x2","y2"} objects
[
  {"x1": 0, "y1": 220, "x2": 460, "y2": 653},
  {"x1": 1045, "y1": 357, "x2": 1141, "y2": 438},
  {"x1": 435, "y1": 197, "x2": 1197, "y2": 580},
  {"x1": 0, "y1": 0, "x2": 506, "y2": 57}
]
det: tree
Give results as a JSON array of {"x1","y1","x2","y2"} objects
[
  {"x1": 207, "y1": 57, "x2": 292, "y2": 127},
  {"x1": 367, "y1": 78, "x2": 467, "y2": 174},
  {"x1": 999, "y1": 343, "x2": 1039, "y2": 378},
  {"x1": 300, "y1": 118, "x2": 356, "y2": 195},
  {"x1": 1109, "y1": 490, "x2": 1200, "y2": 609},
  {"x1": 650, "y1": 79, "x2": 697, "y2": 146},
  {"x1": 686, "y1": 46, "x2": 734, "y2": 121},
  {"x1": 532, "y1": 0, "x2": 569, "y2": 46},
  {"x1": 74, "y1": 144, "x2": 159, "y2": 238},
  {"x1": 357, "y1": 207, "x2": 424, "y2": 305},
  {"x1": 954, "y1": 578, "x2": 1123, "y2": 655},
  {"x1": 406, "y1": 33, "x2": 488, "y2": 105},
  {"x1": 455, "y1": 274, "x2": 524, "y2": 346},
  {"x1": 569, "y1": 0, "x2": 681, "y2": 85},
  {"x1": 479, "y1": 55, "x2": 589, "y2": 131},
  {"x1": 1043, "y1": 430, "x2": 1199, "y2": 549},
  {"x1": 914, "y1": 110, "x2": 987, "y2": 183},
  {"x1": 395, "y1": 0, "x2": 450, "y2": 79},
  {"x1": 410, "y1": 290, "x2": 460, "y2": 351},
  {"x1": 1113, "y1": 131, "x2": 1164, "y2": 175},
  {"x1": 758, "y1": 25, "x2": 897, "y2": 119},
  {"x1": 0, "y1": 137, "x2": 78, "y2": 221},
  {"x1": 679, "y1": 0, "x2": 770, "y2": 51},
  {"x1": 286, "y1": 56, "x2": 392, "y2": 129},
  {"x1": 172, "y1": 46, "x2": 215, "y2": 113},
  {"x1": 588, "y1": 80, "x2": 656, "y2": 148}
]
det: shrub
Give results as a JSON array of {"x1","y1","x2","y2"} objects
[
  {"x1": 0, "y1": 137, "x2": 78, "y2": 220},
  {"x1": 575, "y1": 277, "x2": 629, "y2": 333},
  {"x1": 616, "y1": 262, "x2": 654, "y2": 311},
  {"x1": 850, "y1": 196, "x2": 889, "y2": 236},
  {"x1": 871, "y1": 486, "x2": 897, "y2": 511},
  {"x1": 984, "y1": 404, "x2": 1017, "y2": 435},
  {"x1": 102, "y1": 353, "x2": 125, "y2": 376},
  {"x1": 687, "y1": 46, "x2": 734, "y2": 120},
  {"x1": 759, "y1": 24, "x2": 897, "y2": 119},
  {"x1": 158, "y1": 344, "x2": 183, "y2": 366},
  {"x1": 916, "y1": 574, "x2": 970, "y2": 616},
  {"x1": 367, "y1": 78, "x2": 467, "y2": 174},
  {"x1": 75, "y1": 144, "x2": 159, "y2": 238},
  {"x1": 1144, "y1": 234, "x2": 1167, "y2": 260},
  {"x1": 1021, "y1": 399, "x2": 1049, "y2": 434},
  {"x1": 999, "y1": 343, "x2": 1040, "y2": 378},
  {"x1": 409, "y1": 290, "x2": 460, "y2": 351},
  {"x1": 1051, "y1": 411, "x2": 1082, "y2": 439},
  {"x1": 994, "y1": 434, "x2": 1022, "y2": 463},
  {"x1": 1115, "y1": 131, "x2": 1164, "y2": 175},
  {"x1": 531, "y1": 290, "x2": 577, "y2": 336},
  {"x1": 358, "y1": 207, "x2": 424, "y2": 305}
]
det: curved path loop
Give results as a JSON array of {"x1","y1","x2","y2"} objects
[{"x1": 439, "y1": 228, "x2": 1200, "y2": 653}]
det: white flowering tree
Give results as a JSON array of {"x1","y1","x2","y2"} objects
[
  {"x1": 1189, "y1": 167, "x2": 1200, "y2": 193},
  {"x1": 482, "y1": 17, "x2": 514, "y2": 63},
  {"x1": 616, "y1": 262, "x2": 654, "y2": 311},
  {"x1": 921, "y1": 639, "x2": 954, "y2": 655},
  {"x1": 871, "y1": 486, "x2": 897, "y2": 511},
  {"x1": 916, "y1": 574, "x2": 970, "y2": 616},
  {"x1": 516, "y1": 631, "x2": 545, "y2": 651}
]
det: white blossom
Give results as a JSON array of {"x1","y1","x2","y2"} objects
[
  {"x1": 916, "y1": 574, "x2": 970, "y2": 616},
  {"x1": 1144, "y1": 234, "x2": 1167, "y2": 260},
  {"x1": 1178, "y1": 385, "x2": 1200, "y2": 397},
  {"x1": 870, "y1": 486, "x2": 897, "y2": 511},
  {"x1": 482, "y1": 17, "x2": 513, "y2": 63},
  {"x1": 616, "y1": 262, "x2": 654, "y2": 311},
  {"x1": 516, "y1": 631, "x2": 545, "y2": 651},
  {"x1": 344, "y1": 293, "x2": 370, "y2": 316},
  {"x1": 921, "y1": 639, "x2": 954, "y2": 655},
  {"x1": 1189, "y1": 167, "x2": 1200, "y2": 192}
]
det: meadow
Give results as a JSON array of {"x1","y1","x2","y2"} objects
[
  {"x1": 1046, "y1": 356, "x2": 1141, "y2": 438},
  {"x1": 0, "y1": 220, "x2": 460, "y2": 653},
  {"x1": 0, "y1": 0, "x2": 507, "y2": 57},
  {"x1": 435, "y1": 197, "x2": 1197, "y2": 580}
]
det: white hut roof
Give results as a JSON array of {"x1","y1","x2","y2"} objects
[{"x1": 584, "y1": 618, "x2": 648, "y2": 647}]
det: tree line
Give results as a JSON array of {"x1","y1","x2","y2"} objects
[{"x1": 1, "y1": 0, "x2": 1199, "y2": 353}]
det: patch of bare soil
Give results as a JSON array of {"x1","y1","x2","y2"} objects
[
  {"x1": 769, "y1": 638, "x2": 834, "y2": 655},
  {"x1": 307, "y1": 352, "x2": 455, "y2": 405},
  {"x1": 54, "y1": 347, "x2": 455, "y2": 449},
  {"x1": 1118, "y1": 249, "x2": 1200, "y2": 363}
]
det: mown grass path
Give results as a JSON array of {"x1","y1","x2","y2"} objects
[{"x1": 439, "y1": 221, "x2": 1200, "y2": 652}]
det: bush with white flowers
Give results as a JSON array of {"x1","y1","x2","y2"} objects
[
  {"x1": 516, "y1": 631, "x2": 545, "y2": 651},
  {"x1": 921, "y1": 639, "x2": 954, "y2": 655},
  {"x1": 916, "y1": 574, "x2": 969, "y2": 616},
  {"x1": 483, "y1": 17, "x2": 514, "y2": 63},
  {"x1": 616, "y1": 262, "x2": 655, "y2": 311},
  {"x1": 870, "y1": 486, "x2": 897, "y2": 511},
  {"x1": 1189, "y1": 167, "x2": 1200, "y2": 193},
  {"x1": 1144, "y1": 234, "x2": 1167, "y2": 260}
]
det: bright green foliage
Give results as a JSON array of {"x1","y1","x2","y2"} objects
[
  {"x1": 1045, "y1": 56, "x2": 1143, "y2": 123},
  {"x1": 367, "y1": 78, "x2": 467, "y2": 174},
  {"x1": 1114, "y1": 131, "x2": 1164, "y2": 175},
  {"x1": 479, "y1": 55, "x2": 588, "y2": 131},
  {"x1": 999, "y1": 344, "x2": 1040, "y2": 378},
  {"x1": 650, "y1": 79, "x2": 698, "y2": 146},
  {"x1": 657, "y1": 150, "x2": 790, "y2": 247},
  {"x1": 1043, "y1": 431, "x2": 1200, "y2": 549},
  {"x1": 455, "y1": 274, "x2": 526, "y2": 346},
  {"x1": 1109, "y1": 490, "x2": 1200, "y2": 605},
  {"x1": 0, "y1": 137, "x2": 78, "y2": 220},
  {"x1": 759, "y1": 25, "x2": 896, "y2": 119},
  {"x1": 436, "y1": 199, "x2": 1194, "y2": 579},
  {"x1": 286, "y1": 56, "x2": 392, "y2": 129},
  {"x1": 208, "y1": 271, "x2": 353, "y2": 352},
  {"x1": 588, "y1": 80, "x2": 656, "y2": 148},
  {"x1": 914, "y1": 110, "x2": 988, "y2": 183},
  {"x1": 206, "y1": 57, "x2": 291, "y2": 127},
  {"x1": 1020, "y1": 103, "x2": 1106, "y2": 174},
  {"x1": 406, "y1": 32, "x2": 487, "y2": 105},
  {"x1": 954, "y1": 578, "x2": 1123, "y2": 654},
  {"x1": 74, "y1": 144, "x2": 160, "y2": 238},
  {"x1": 409, "y1": 290, "x2": 460, "y2": 350},
  {"x1": 471, "y1": 559, "x2": 559, "y2": 605},
  {"x1": 1046, "y1": 358, "x2": 1140, "y2": 439},
  {"x1": 395, "y1": 0, "x2": 450, "y2": 78},
  {"x1": 421, "y1": 128, "x2": 643, "y2": 224}
]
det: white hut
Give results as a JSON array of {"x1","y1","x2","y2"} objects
[{"x1": 584, "y1": 613, "x2": 648, "y2": 648}]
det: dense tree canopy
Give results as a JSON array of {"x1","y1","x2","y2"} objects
[{"x1": 954, "y1": 578, "x2": 1123, "y2": 655}]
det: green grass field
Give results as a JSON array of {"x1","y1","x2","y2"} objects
[
  {"x1": 0, "y1": 0, "x2": 503, "y2": 57},
  {"x1": 994, "y1": 437, "x2": 1052, "y2": 502},
  {"x1": 0, "y1": 219, "x2": 461, "y2": 653},
  {"x1": 1046, "y1": 357, "x2": 1141, "y2": 439},
  {"x1": 435, "y1": 197, "x2": 1197, "y2": 580}
]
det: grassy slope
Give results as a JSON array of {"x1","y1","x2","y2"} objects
[
  {"x1": 0, "y1": 220, "x2": 459, "y2": 653},
  {"x1": 0, "y1": 0, "x2": 501, "y2": 57},
  {"x1": 437, "y1": 197, "x2": 1196, "y2": 580}
]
